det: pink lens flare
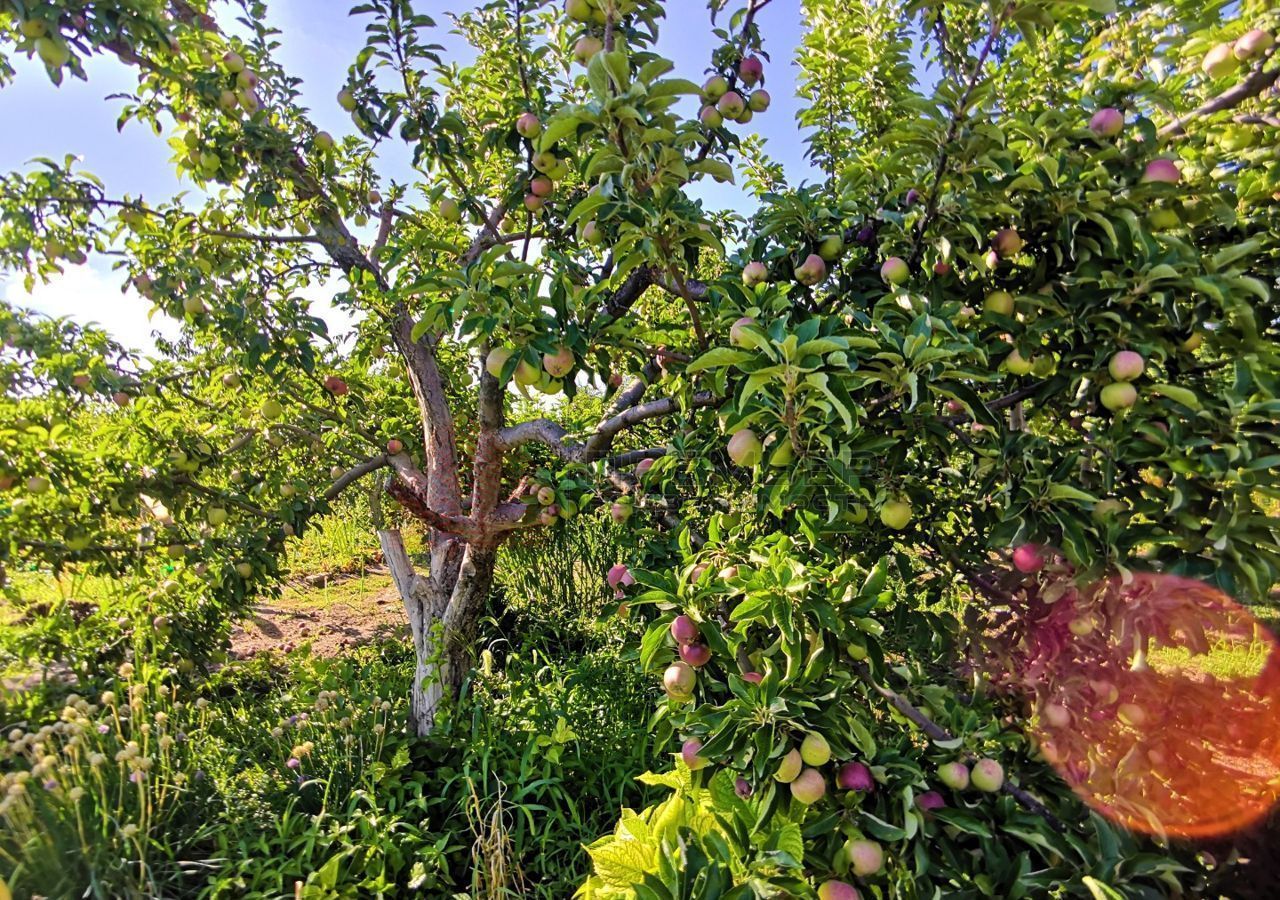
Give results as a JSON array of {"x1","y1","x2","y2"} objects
[{"x1": 978, "y1": 571, "x2": 1280, "y2": 839}]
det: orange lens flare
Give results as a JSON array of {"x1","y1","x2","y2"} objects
[{"x1": 1021, "y1": 574, "x2": 1280, "y2": 839}]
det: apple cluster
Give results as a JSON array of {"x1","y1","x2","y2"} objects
[
  {"x1": 698, "y1": 55, "x2": 771, "y2": 130},
  {"x1": 485, "y1": 343, "x2": 576, "y2": 396}
]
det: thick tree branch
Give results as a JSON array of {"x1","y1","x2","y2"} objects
[
  {"x1": 324, "y1": 454, "x2": 390, "y2": 501},
  {"x1": 1159, "y1": 45, "x2": 1279, "y2": 138}
]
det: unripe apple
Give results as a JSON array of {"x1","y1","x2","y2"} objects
[
  {"x1": 580, "y1": 220, "x2": 605, "y2": 244},
  {"x1": 1089, "y1": 107, "x2": 1124, "y2": 138},
  {"x1": 1182, "y1": 331, "x2": 1203, "y2": 352},
  {"x1": 993, "y1": 228, "x2": 1023, "y2": 258},
  {"x1": 681, "y1": 738, "x2": 708, "y2": 770},
  {"x1": 717, "y1": 91, "x2": 745, "y2": 119},
  {"x1": 1117, "y1": 702, "x2": 1147, "y2": 727},
  {"x1": 970, "y1": 758, "x2": 1004, "y2": 792},
  {"x1": 1012, "y1": 543, "x2": 1045, "y2": 573},
  {"x1": 207, "y1": 506, "x2": 229, "y2": 527},
  {"x1": 1234, "y1": 29, "x2": 1274, "y2": 60},
  {"x1": 817, "y1": 234, "x2": 844, "y2": 262},
  {"x1": 223, "y1": 50, "x2": 246, "y2": 73},
  {"x1": 35, "y1": 36, "x2": 71, "y2": 67},
  {"x1": 738, "y1": 55, "x2": 764, "y2": 86},
  {"x1": 817, "y1": 881, "x2": 860, "y2": 900},
  {"x1": 848, "y1": 839, "x2": 883, "y2": 877},
  {"x1": 235, "y1": 562, "x2": 254, "y2": 578},
  {"x1": 573, "y1": 36, "x2": 603, "y2": 64},
  {"x1": 984, "y1": 248, "x2": 1000, "y2": 270},
  {"x1": 1108, "y1": 350, "x2": 1144, "y2": 382},
  {"x1": 699, "y1": 105, "x2": 724, "y2": 128},
  {"x1": 565, "y1": 0, "x2": 593, "y2": 21},
  {"x1": 314, "y1": 131, "x2": 335, "y2": 152},
  {"x1": 748, "y1": 89, "x2": 771, "y2": 112},
  {"x1": 1201, "y1": 42, "x2": 1239, "y2": 79},
  {"x1": 680, "y1": 643, "x2": 711, "y2": 667},
  {"x1": 728, "y1": 318, "x2": 758, "y2": 349},
  {"x1": 836, "y1": 761, "x2": 874, "y2": 792},
  {"x1": 983, "y1": 290, "x2": 1014, "y2": 316},
  {"x1": 727, "y1": 429, "x2": 762, "y2": 466},
  {"x1": 663, "y1": 661, "x2": 695, "y2": 700},
  {"x1": 1147, "y1": 208, "x2": 1180, "y2": 230},
  {"x1": 26, "y1": 476, "x2": 51, "y2": 494},
  {"x1": 670, "y1": 614, "x2": 699, "y2": 645},
  {"x1": 515, "y1": 112, "x2": 542, "y2": 138},
  {"x1": 280, "y1": 482, "x2": 297, "y2": 498},
  {"x1": 323, "y1": 375, "x2": 349, "y2": 396},
  {"x1": 438, "y1": 198, "x2": 463, "y2": 223},
  {"x1": 386, "y1": 438, "x2": 404, "y2": 454},
  {"x1": 337, "y1": 88, "x2": 357, "y2": 111},
  {"x1": 1005, "y1": 349, "x2": 1033, "y2": 375},
  {"x1": 19, "y1": 19, "x2": 48, "y2": 38},
  {"x1": 702, "y1": 75, "x2": 729, "y2": 99},
  {"x1": 937, "y1": 761, "x2": 969, "y2": 790},
  {"x1": 543, "y1": 346, "x2": 574, "y2": 378},
  {"x1": 329, "y1": 465, "x2": 345, "y2": 480},
  {"x1": 790, "y1": 768, "x2": 825, "y2": 804},
  {"x1": 800, "y1": 732, "x2": 831, "y2": 766},
  {"x1": 880, "y1": 499, "x2": 912, "y2": 530},
  {"x1": 1141, "y1": 159, "x2": 1181, "y2": 184},
  {"x1": 1100, "y1": 381, "x2": 1138, "y2": 411},
  {"x1": 796, "y1": 253, "x2": 827, "y2": 286},
  {"x1": 485, "y1": 346, "x2": 513, "y2": 379},
  {"x1": 222, "y1": 371, "x2": 241, "y2": 388},
  {"x1": 610, "y1": 502, "x2": 632, "y2": 523},
  {"x1": 531, "y1": 151, "x2": 559, "y2": 174},
  {"x1": 260, "y1": 398, "x2": 283, "y2": 420},
  {"x1": 514, "y1": 359, "x2": 540, "y2": 386},
  {"x1": 742, "y1": 262, "x2": 768, "y2": 286},
  {"x1": 536, "y1": 486, "x2": 556, "y2": 507},
  {"x1": 880, "y1": 256, "x2": 909, "y2": 285},
  {"x1": 183, "y1": 296, "x2": 207, "y2": 315}
]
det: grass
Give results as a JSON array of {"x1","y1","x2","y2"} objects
[{"x1": 279, "y1": 572, "x2": 394, "y2": 609}]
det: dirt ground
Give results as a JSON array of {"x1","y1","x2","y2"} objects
[{"x1": 227, "y1": 571, "x2": 407, "y2": 659}]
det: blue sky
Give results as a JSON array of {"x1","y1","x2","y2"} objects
[{"x1": 0, "y1": 0, "x2": 823, "y2": 351}]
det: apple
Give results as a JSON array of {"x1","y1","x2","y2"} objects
[
  {"x1": 70, "y1": 374, "x2": 92, "y2": 391},
  {"x1": 485, "y1": 346, "x2": 513, "y2": 379},
  {"x1": 532, "y1": 151, "x2": 558, "y2": 174},
  {"x1": 1147, "y1": 208, "x2": 1180, "y2": 230},
  {"x1": 817, "y1": 881, "x2": 860, "y2": 900},
  {"x1": 993, "y1": 228, "x2": 1023, "y2": 258},
  {"x1": 580, "y1": 220, "x2": 604, "y2": 244},
  {"x1": 1141, "y1": 159, "x2": 1181, "y2": 184},
  {"x1": 536, "y1": 486, "x2": 556, "y2": 506},
  {"x1": 795, "y1": 253, "x2": 827, "y2": 286},
  {"x1": 260, "y1": 399, "x2": 283, "y2": 420},
  {"x1": 565, "y1": 0, "x2": 593, "y2": 21},
  {"x1": 915, "y1": 790, "x2": 946, "y2": 813},
  {"x1": 610, "y1": 502, "x2": 632, "y2": 524},
  {"x1": 1042, "y1": 703, "x2": 1071, "y2": 729},
  {"x1": 880, "y1": 256, "x2": 909, "y2": 285},
  {"x1": 635, "y1": 458, "x2": 655, "y2": 479},
  {"x1": 222, "y1": 372, "x2": 241, "y2": 388},
  {"x1": 983, "y1": 290, "x2": 1014, "y2": 316},
  {"x1": 36, "y1": 36, "x2": 71, "y2": 67},
  {"x1": 1117, "y1": 702, "x2": 1147, "y2": 727},
  {"x1": 769, "y1": 747, "x2": 802, "y2": 783},
  {"x1": 524, "y1": 194, "x2": 545, "y2": 212},
  {"x1": 573, "y1": 36, "x2": 603, "y2": 64},
  {"x1": 800, "y1": 732, "x2": 831, "y2": 766},
  {"x1": 738, "y1": 55, "x2": 764, "y2": 86},
  {"x1": 515, "y1": 112, "x2": 542, "y2": 138},
  {"x1": 530, "y1": 175, "x2": 554, "y2": 198},
  {"x1": 1089, "y1": 107, "x2": 1124, "y2": 138},
  {"x1": 748, "y1": 90, "x2": 771, "y2": 112},
  {"x1": 905, "y1": 187, "x2": 921, "y2": 206},
  {"x1": 817, "y1": 234, "x2": 844, "y2": 262},
  {"x1": 1012, "y1": 543, "x2": 1045, "y2": 574},
  {"x1": 836, "y1": 761, "x2": 874, "y2": 792},
  {"x1": 1201, "y1": 42, "x2": 1239, "y2": 78},
  {"x1": 730, "y1": 316, "x2": 758, "y2": 345},
  {"x1": 790, "y1": 768, "x2": 825, "y2": 804},
  {"x1": 702, "y1": 75, "x2": 729, "y2": 99},
  {"x1": 19, "y1": 19, "x2": 47, "y2": 38},
  {"x1": 742, "y1": 262, "x2": 768, "y2": 287},
  {"x1": 337, "y1": 88, "x2": 357, "y2": 111},
  {"x1": 26, "y1": 476, "x2": 51, "y2": 495},
  {"x1": 937, "y1": 761, "x2": 969, "y2": 790},
  {"x1": 1234, "y1": 29, "x2": 1274, "y2": 60},
  {"x1": 670, "y1": 614, "x2": 699, "y2": 645},
  {"x1": 663, "y1": 661, "x2": 695, "y2": 701},
  {"x1": 1182, "y1": 331, "x2": 1203, "y2": 352},
  {"x1": 970, "y1": 758, "x2": 1004, "y2": 792},
  {"x1": 280, "y1": 483, "x2": 297, "y2": 498},
  {"x1": 880, "y1": 499, "x2": 912, "y2": 530},
  {"x1": 1108, "y1": 350, "x2": 1144, "y2": 382},
  {"x1": 235, "y1": 562, "x2": 254, "y2": 578},
  {"x1": 681, "y1": 738, "x2": 708, "y2": 771},
  {"x1": 680, "y1": 643, "x2": 711, "y2": 667},
  {"x1": 606, "y1": 563, "x2": 634, "y2": 590},
  {"x1": 984, "y1": 248, "x2": 1000, "y2": 270},
  {"x1": 727, "y1": 429, "x2": 762, "y2": 466},
  {"x1": 207, "y1": 507, "x2": 229, "y2": 527},
  {"x1": 848, "y1": 839, "x2": 883, "y2": 876},
  {"x1": 1100, "y1": 381, "x2": 1138, "y2": 411},
  {"x1": 543, "y1": 346, "x2": 573, "y2": 378},
  {"x1": 699, "y1": 105, "x2": 723, "y2": 128},
  {"x1": 314, "y1": 131, "x2": 335, "y2": 152},
  {"x1": 1005, "y1": 349, "x2": 1033, "y2": 375},
  {"x1": 323, "y1": 375, "x2": 349, "y2": 396},
  {"x1": 717, "y1": 91, "x2": 745, "y2": 119},
  {"x1": 183, "y1": 296, "x2": 207, "y2": 315},
  {"x1": 438, "y1": 198, "x2": 462, "y2": 223},
  {"x1": 386, "y1": 438, "x2": 404, "y2": 454},
  {"x1": 742, "y1": 671, "x2": 763, "y2": 684}
]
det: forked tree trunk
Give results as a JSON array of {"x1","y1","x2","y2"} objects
[{"x1": 379, "y1": 528, "x2": 498, "y2": 736}]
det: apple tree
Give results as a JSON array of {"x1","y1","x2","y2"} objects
[{"x1": 2, "y1": 0, "x2": 1280, "y2": 893}]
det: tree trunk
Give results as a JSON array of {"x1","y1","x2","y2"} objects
[{"x1": 379, "y1": 529, "x2": 498, "y2": 736}]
